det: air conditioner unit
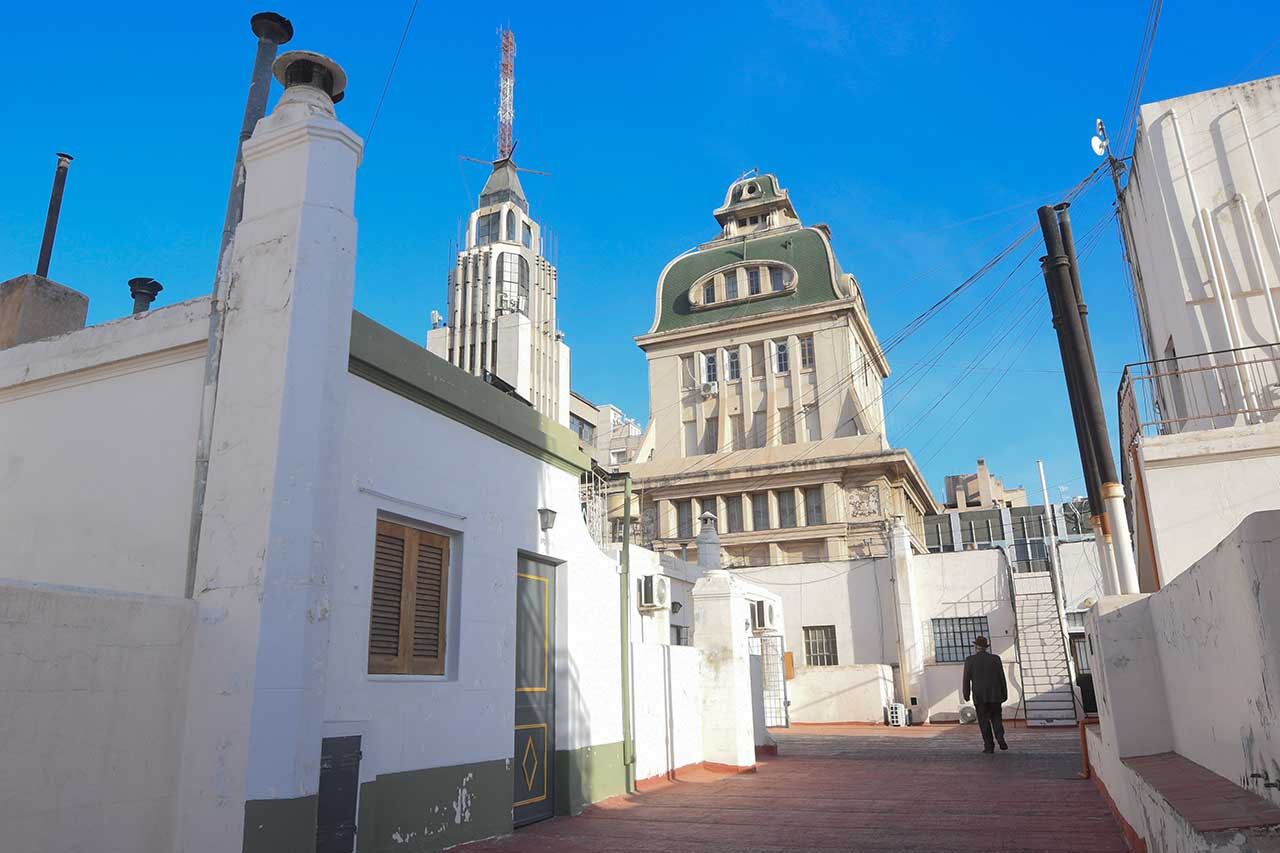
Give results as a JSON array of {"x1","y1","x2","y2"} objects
[
  {"x1": 749, "y1": 599, "x2": 776, "y2": 631},
  {"x1": 701, "y1": 381, "x2": 719, "y2": 397},
  {"x1": 888, "y1": 702, "x2": 909, "y2": 727},
  {"x1": 958, "y1": 704, "x2": 978, "y2": 724},
  {"x1": 637, "y1": 575, "x2": 669, "y2": 610}
]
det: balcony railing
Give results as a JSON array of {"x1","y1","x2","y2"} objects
[{"x1": 1119, "y1": 343, "x2": 1280, "y2": 453}]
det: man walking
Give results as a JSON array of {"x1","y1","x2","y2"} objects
[{"x1": 962, "y1": 635, "x2": 1008, "y2": 754}]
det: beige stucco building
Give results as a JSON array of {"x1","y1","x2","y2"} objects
[{"x1": 627, "y1": 173, "x2": 935, "y2": 566}]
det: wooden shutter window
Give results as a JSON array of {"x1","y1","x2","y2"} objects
[{"x1": 368, "y1": 520, "x2": 449, "y2": 675}]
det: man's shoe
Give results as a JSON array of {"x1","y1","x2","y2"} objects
[
  {"x1": 998, "y1": 741, "x2": 1008, "y2": 750},
  {"x1": 982, "y1": 747, "x2": 994, "y2": 754}
]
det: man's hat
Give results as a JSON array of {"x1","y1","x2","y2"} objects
[{"x1": 973, "y1": 635, "x2": 990, "y2": 648}]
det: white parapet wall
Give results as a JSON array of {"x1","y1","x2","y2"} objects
[
  {"x1": 1086, "y1": 510, "x2": 1280, "y2": 850},
  {"x1": 631, "y1": 643, "x2": 704, "y2": 783},
  {"x1": 0, "y1": 581, "x2": 196, "y2": 853},
  {"x1": 787, "y1": 664, "x2": 893, "y2": 723}
]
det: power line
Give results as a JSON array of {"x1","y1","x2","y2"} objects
[{"x1": 365, "y1": 0, "x2": 421, "y2": 149}]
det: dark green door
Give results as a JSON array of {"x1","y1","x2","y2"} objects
[{"x1": 513, "y1": 556, "x2": 555, "y2": 826}]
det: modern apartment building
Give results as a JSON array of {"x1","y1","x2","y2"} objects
[{"x1": 628, "y1": 173, "x2": 935, "y2": 566}]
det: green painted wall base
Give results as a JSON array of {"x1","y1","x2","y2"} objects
[
  {"x1": 356, "y1": 758, "x2": 512, "y2": 853},
  {"x1": 242, "y1": 744, "x2": 627, "y2": 852},
  {"x1": 555, "y1": 741, "x2": 627, "y2": 816},
  {"x1": 243, "y1": 794, "x2": 317, "y2": 853}
]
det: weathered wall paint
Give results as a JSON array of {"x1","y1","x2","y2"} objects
[
  {"x1": 354, "y1": 759, "x2": 512, "y2": 852},
  {"x1": 554, "y1": 741, "x2": 627, "y2": 816},
  {"x1": 0, "y1": 582, "x2": 196, "y2": 853},
  {"x1": 787, "y1": 664, "x2": 893, "y2": 723}
]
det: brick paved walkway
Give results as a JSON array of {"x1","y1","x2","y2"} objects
[{"x1": 460, "y1": 723, "x2": 1127, "y2": 852}]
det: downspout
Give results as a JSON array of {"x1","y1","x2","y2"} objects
[
  {"x1": 1228, "y1": 103, "x2": 1280, "y2": 344},
  {"x1": 619, "y1": 472, "x2": 636, "y2": 792}
]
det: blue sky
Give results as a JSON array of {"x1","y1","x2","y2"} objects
[{"x1": 4, "y1": 1, "x2": 1278, "y2": 502}]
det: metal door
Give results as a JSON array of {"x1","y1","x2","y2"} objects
[
  {"x1": 315, "y1": 735, "x2": 361, "y2": 853},
  {"x1": 753, "y1": 634, "x2": 791, "y2": 728},
  {"x1": 513, "y1": 556, "x2": 555, "y2": 826}
]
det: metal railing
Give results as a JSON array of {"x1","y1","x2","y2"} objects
[{"x1": 1119, "y1": 343, "x2": 1280, "y2": 451}]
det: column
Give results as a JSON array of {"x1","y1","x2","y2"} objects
[
  {"x1": 692, "y1": 571, "x2": 760, "y2": 770},
  {"x1": 178, "y1": 55, "x2": 363, "y2": 852}
]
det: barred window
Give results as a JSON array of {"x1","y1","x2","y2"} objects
[
  {"x1": 932, "y1": 616, "x2": 990, "y2": 663},
  {"x1": 803, "y1": 625, "x2": 839, "y2": 666}
]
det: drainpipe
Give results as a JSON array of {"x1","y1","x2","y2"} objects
[
  {"x1": 1236, "y1": 193, "x2": 1280, "y2": 344},
  {"x1": 619, "y1": 472, "x2": 636, "y2": 793},
  {"x1": 1228, "y1": 104, "x2": 1280, "y2": 345},
  {"x1": 185, "y1": 12, "x2": 293, "y2": 598}
]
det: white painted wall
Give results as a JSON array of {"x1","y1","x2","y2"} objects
[
  {"x1": 630, "y1": 643, "x2": 704, "y2": 782},
  {"x1": 1125, "y1": 76, "x2": 1280, "y2": 363},
  {"x1": 1147, "y1": 510, "x2": 1280, "y2": 798},
  {"x1": 327, "y1": 374, "x2": 623, "y2": 791},
  {"x1": 1137, "y1": 422, "x2": 1280, "y2": 583},
  {"x1": 0, "y1": 581, "x2": 195, "y2": 853},
  {"x1": 1059, "y1": 539, "x2": 1106, "y2": 610},
  {"x1": 0, "y1": 300, "x2": 209, "y2": 597},
  {"x1": 787, "y1": 664, "x2": 892, "y2": 723}
]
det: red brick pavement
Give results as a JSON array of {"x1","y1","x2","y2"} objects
[{"x1": 460, "y1": 723, "x2": 1128, "y2": 852}]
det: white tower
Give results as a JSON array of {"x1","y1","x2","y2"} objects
[{"x1": 427, "y1": 29, "x2": 568, "y2": 424}]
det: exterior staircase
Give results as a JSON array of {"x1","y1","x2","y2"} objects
[{"x1": 1010, "y1": 571, "x2": 1079, "y2": 726}]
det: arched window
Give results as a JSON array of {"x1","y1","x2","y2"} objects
[{"x1": 506, "y1": 209, "x2": 517, "y2": 243}]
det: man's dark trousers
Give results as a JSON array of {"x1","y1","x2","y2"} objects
[{"x1": 975, "y1": 701, "x2": 1005, "y2": 750}]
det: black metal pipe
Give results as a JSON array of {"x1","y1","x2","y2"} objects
[
  {"x1": 35, "y1": 152, "x2": 74, "y2": 277},
  {"x1": 1043, "y1": 253, "x2": 1104, "y2": 517},
  {"x1": 129, "y1": 277, "x2": 163, "y2": 314},
  {"x1": 214, "y1": 12, "x2": 292, "y2": 288},
  {"x1": 1055, "y1": 203, "x2": 1100, "y2": 377},
  {"x1": 1038, "y1": 205, "x2": 1120, "y2": 486}
]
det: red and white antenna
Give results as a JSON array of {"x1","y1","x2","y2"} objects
[{"x1": 497, "y1": 28, "x2": 516, "y2": 160}]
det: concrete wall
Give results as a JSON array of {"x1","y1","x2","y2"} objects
[
  {"x1": 631, "y1": 643, "x2": 704, "y2": 782},
  {"x1": 787, "y1": 664, "x2": 893, "y2": 723},
  {"x1": 1147, "y1": 510, "x2": 1280, "y2": 794},
  {"x1": 1137, "y1": 422, "x2": 1280, "y2": 584},
  {"x1": 1060, "y1": 539, "x2": 1106, "y2": 610},
  {"x1": 0, "y1": 299, "x2": 209, "y2": 597},
  {"x1": 1125, "y1": 76, "x2": 1280, "y2": 363},
  {"x1": 323, "y1": 374, "x2": 625, "y2": 848},
  {"x1": 0, "y1": 581, "x2": 196, "y2": 853}
]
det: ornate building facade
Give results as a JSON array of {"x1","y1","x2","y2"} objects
[{"x1": 628, "y1": 173, "x2": 935, "y2": 565}]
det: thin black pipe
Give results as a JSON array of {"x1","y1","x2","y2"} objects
[
  {"x1": 1038, "y1": 205, "x2": 1120, "y2": 486},
  {"x1": 36, "y1": 153, "x2": 73, "y2": 277}
]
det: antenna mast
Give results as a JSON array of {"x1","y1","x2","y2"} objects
[{"x1": 497, "y1": 28, "x2": 516, "y2": 160}]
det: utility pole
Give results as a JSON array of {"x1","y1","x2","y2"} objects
[
  {"x1": 1037, "y1": 460, "x2": 1066, "y2": 608},
  {"x1": 1037, "y1": 205, "x2": 1140, "y2": 595}
]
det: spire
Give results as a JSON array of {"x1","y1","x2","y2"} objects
[
  {"x1": 479, "y1": 158, "x2": 527, "y2": 212},
  {"x1": 497, "y1": 28, "x2": 515, "y2": 160}
]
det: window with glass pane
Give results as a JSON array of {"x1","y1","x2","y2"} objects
[
  {"x1": 799, "y1": 335, "x2": 815, "y2": 369},
  {"x1": 803, "y1": 625, "x2": 839, "y2": 666},
  {"x1": 726, "y1": 350, "x2": 740, "y2": 380},
  {"x1": 750, "y1": 343, "x2": 765, "y2": 377},
  {"x1": 770, "y1": 268, "x2": 785, "y2": 291},
  {"x1": 476, "y1": 212, "x2": 499, "y2": 246},
  {"x1": 747, "y1": 268, "x2": 761, "y2": 295},
  {"x1": 775, "y1": 340, "x2": 789, "y2": 373},
  {"x1": 931, "y1": 616, "x2": 991, "y2": 663},
  {"x1": 725, "y1": 495, "x2": 744, "y2": 532},
  {"x1": 776, "y1": 490, "x2": 797, "y2": 528},
  {"x1": 724, "y1": 270, "x2": 739, "y2": 299},
  {"x1": 752, "y1": 492, "x2": 770, "y2": 530},
  {"x1": 703, "y1": 282, "x2": 716, "y2": 304},
  {"x1": 703, "y1": 419, "x2": 718, "y2": 455},
  {"x1": 704, "y1": 352, "x2": 717, "y2": 383},
  {"x1": 506, "y1": 209, "x2": 517, "y2": 242},
  {"x1": 676, "y1": 500, "x2": 693, "y2": 538},
  {"x1": 1065, "y1": 611, "x2": 1086, "y2": 629},
  {"x1": 804, "y1": 487, "x2": 825, "y2": 525},
  {"x1": 522, "y1": 222, "x2": 533, "y2": 248}
]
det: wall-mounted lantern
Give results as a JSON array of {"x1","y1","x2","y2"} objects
[{"x1": 538, "y1": 507, "x2": 557, "y2": 531}]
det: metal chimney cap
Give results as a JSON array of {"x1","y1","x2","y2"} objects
[
  {"x1": 55, "y1": 152, "x2": 74, "y2": 163},
  {"x1": 273, "y1": 51, "x2": 347, "y2": 101},
  {"x1": 129, "y1": 277, "x2": 163, "y2": 297},
  {"x1": 250, "y1": 12, "x2": 293, "y2": 44}
]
